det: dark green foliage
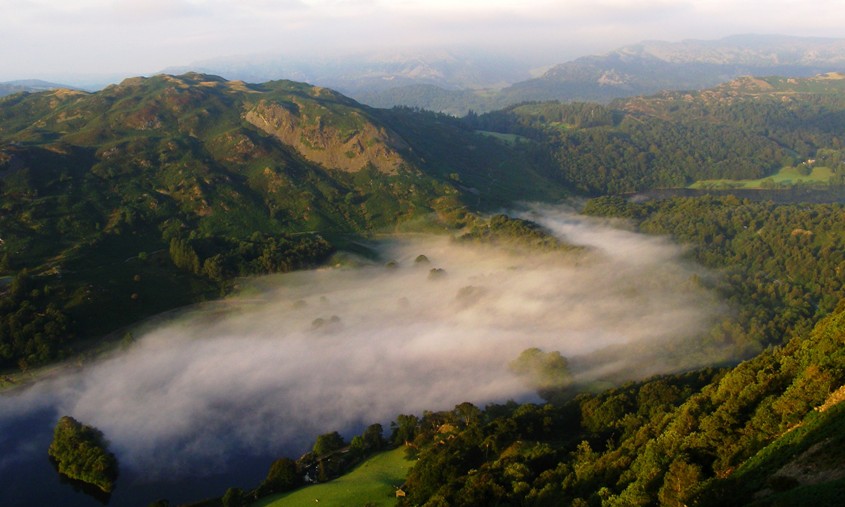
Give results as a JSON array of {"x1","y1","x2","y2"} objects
[
  {"x1": 48, "y1": 416, "x2": 118, "y2": 493},
  {"x1": 361, "y1": 423, "x2": 386, "y2": 452},
  {"x1": 465, "y1": 76, "x2": 845, "y2": 194},
  {"x1": 257, "y1": 457, "x2": 301, "y2": 496},
  {"x1": 586, "y1": 195, "x2": 845, "y2": 352},
  {"x1": 221, "y1": 487, "x2": 247, "y2": 507},
  {"x1": 169, "y1": 233, "x2": 333, "y2": 280},
  {"x1": 312, "y1": 431, "x2": 346, "y2": 457},
  {"x1": 391, "y1": 414, "x2": 419, "y2": 446},
  {"x1": 0, "y1": 269, "x2": 71, "y2": 369},
  {"x1": 457, "y1": 213, "x2": 570, "y2": 251}
]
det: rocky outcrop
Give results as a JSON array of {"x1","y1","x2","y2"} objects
[{"x1": 244, "y1": 99, "x2": 409, "y2": 174}]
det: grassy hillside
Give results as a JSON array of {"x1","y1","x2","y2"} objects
[
  {"x1": 0, "y1": 73, "x2": 567, "y2": 372},
  {"x1": 254, "y1": 447, "x2": 413, "y2": 507}
]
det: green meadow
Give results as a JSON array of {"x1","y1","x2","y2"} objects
[
  {"x1": 690, "y1": 165, "x2": 835, "y2": 189},
  {"x1": 253, "y1": 447, "x2": 414, "y2": 507}
]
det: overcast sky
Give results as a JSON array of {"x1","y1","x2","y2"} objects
[{"x1": 2, "y1": 0, "x2": 844, "y2": 83}]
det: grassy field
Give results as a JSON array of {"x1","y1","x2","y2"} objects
[
  {"x1": 690, "y1": 165, "x2": 835, "y2": 189},
  {"x1": 253, "y1": 447, "x2": 414, "y2": 507},
  {"x1": 475, "y1": 130, "x2": 530, "y2": 144}
]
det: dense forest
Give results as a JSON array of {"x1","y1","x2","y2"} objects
[{"x1": 465, "y1": 75, "x2": 845, "y2": 194}]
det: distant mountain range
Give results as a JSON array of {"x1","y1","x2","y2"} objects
[
  {"x1": 161, "y1": 48, "x2": 538, "y2": 95},
  {"x1": 500, "y1": 34, "x2": 845, "y2": 104},
  {"x1": 156, "y1": 35, "x2": 845, "y2": 115},
  {"x1": 0, "y1": 79, "x2": 78, "y2": 97},
  {"x1": 8, "y1": 35, "x2": 844, "y2": 115}
]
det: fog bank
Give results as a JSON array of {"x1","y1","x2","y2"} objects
[{"x1": 0, "y1": 207, "x2": 724, "y2": 478}]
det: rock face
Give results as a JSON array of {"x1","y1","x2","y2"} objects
[{"x1": 244, "y1": 97, "x2": 409, "y2": 174}]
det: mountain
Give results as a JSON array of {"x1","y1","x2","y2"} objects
[
  {"x1": 0, "y1": 79, "x2": 79, "y2": 97},
  {"x1": 342, "y1": 34, "x2": 845, "y2": 115},
  {"x1": 155, "y1": 35, "x2": 845, "y2": 116},
  {"x1": 161, "y1": 49, "x2": 535, "y2": 96},
  {"x1": 0, "y1": 72, "x2": 563, "y2": 370},
  {"x1": 504, "y1": 34, "x2": 845, "y2": 104}
]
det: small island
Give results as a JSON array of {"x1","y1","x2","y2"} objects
[{"x1": 48, "y1": 416, "x2": 119, "y2": 494}]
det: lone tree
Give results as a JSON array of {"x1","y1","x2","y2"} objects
[{"x1": 48, "y1": 416, "x2": 119, "y2": 493}]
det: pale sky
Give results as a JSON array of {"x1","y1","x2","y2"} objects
[{"x1": 1, "y1": 0, "x2": 844, "y2": 84}]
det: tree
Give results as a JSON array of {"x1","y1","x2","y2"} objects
[
  {"x1": 221, "y1": 487, "x2": 246, "y2": 507},
  {"x1": 362, "y1": 423, "x2": 385, "y2": 451},
  {"x1": 658, "y1": 458, "x2": 702, "y2": 507},
  {"x1": 454, "y1": 402, "x2": 481, "y2": 427},
  {"x1": 391, "y1": 414, "x2": 419, "y2": 446},
  {"x1": 258, "y1": 457, "x2": 300, "y2": 496},
  {"x1": 313, "y1": 431, "x2": 346, "y2": 456}
]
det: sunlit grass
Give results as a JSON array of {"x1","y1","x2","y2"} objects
[
  {"x1": 253, "y1": 447, "x2": 414, "y2": 507},
  {"x1": 475, "y1": 130, "x2": 530, "y2": 144},
  {"x1": 690, "y1": 166, "x2": 835, "y2": 190}
]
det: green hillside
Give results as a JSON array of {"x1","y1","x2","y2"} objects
[
  {"x1": 0, "y1": 73, "x2": 565, "y2": 372},
  {"x1": 254, "y1": 447, "x2": 413, "y2": 507},
  {"x1": 466, "y1": 73, "x2": 845, "y2": 194}
]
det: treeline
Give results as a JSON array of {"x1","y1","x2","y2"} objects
[
  {"x1": 0, "y1": 269, "x2": 71, "y2": 370},
  {"x1": 463, "y1": 88, "x2": 845, "y2": 194},
  {"x1": 622, "y1": 86, "x2": 845, "y2": 159},
  {"x1": 455, "y1": 214, "x2": 579, "y2": 253},
  {"x1": 168, "y1": 232, "x2": 333, "y2": 281},
  {"x1": 393, "y1": 297, "x2": 845, "y2": 506},
  {"x1": 585, "y1": 196, "x2": 845, "y2": 353}
]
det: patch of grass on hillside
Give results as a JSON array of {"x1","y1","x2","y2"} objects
[
  {"x1": 474, "y1": 130, "x2": 529, "y2": 144},
  {"x1": 253, "y1": 447, "x2": 413, "y2": 507},
  {"x1": 690, "y1": 166, "x2": 835, "y2": 190}
]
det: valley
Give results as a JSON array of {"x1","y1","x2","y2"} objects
[{"x1": 2, "y1": 65, "x2": 845, "y2": 507}]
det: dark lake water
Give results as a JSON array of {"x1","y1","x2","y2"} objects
[{"x1": 0, "y1": 402, "x2": 276, "y2": 507}]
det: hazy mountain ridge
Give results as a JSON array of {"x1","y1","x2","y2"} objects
[
  {"x1": 501, "y1": 34, "x2": 845, "y2": 108},
  {"x1": 351, "y1": 34, "x2": 845, "y2": 114},
  {"x1": 0, "y1": 79, "x2": 79, "y2": 98},
  {"x1": 162, "y1": 49, "x2": 535, "y2": 95}
]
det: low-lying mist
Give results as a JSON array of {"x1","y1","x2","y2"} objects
[{"x1": 0, "y1": 206, "x2": 726, "y2": 479}]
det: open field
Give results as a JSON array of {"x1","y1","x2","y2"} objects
[
  {"x1": 253, "y1": 447, "x2": 414, "y2": 507},
  {"x1": 475, "y1": 130, "x2": 530, "y2": 144},
  {"x1": 690, "y1": 165, "x2": 835, "y2": 189}
]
